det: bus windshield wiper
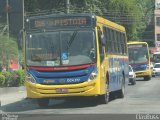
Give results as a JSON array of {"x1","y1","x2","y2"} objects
[{"x1": 66, "y1": 31, "x2": 77, "y2": 51}]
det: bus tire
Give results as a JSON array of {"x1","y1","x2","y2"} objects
[
  {"x1": 37, "y1": 98, "x2": 49, "y2": 108},
  {"x1": 99, "y1": 76, "x2": 109, "y2": 104},
  {"x1": 118, "y1": 75, "x2": 125, "y2": 98},
  {"x1": 144, "y1": 76, "x2": 151, "y2": 81},
  {"x1": 99, "y1": 90, "x2": 109, "y2": 104}
]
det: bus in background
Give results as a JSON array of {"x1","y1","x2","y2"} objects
[
  {"x1": 127, "y1": 41, "x2": 151, "y2": 80},
  {"x1": 152, "y1": 51, "x2": 160, "y2": 65},
  {"x1": 24, "y1": 13, "x2": 128, "y2": 107}
]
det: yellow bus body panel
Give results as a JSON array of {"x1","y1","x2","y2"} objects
[
  {"x1": 25, "y1": 77, "x2": 109, "y2": 98},
  {"x1": 135, "y1": 70, "x2": 151, "y2": 77}
]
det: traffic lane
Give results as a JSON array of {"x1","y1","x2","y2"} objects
[
  {"x1": 1, "y1": 77, "x2": 159, "y2": 113},
  {"x1": 126, "y1": 77, "x2": 160, "y2": 98},
  {"x1": 1, "y1": 77, "x2": 160, "y2": 114}
]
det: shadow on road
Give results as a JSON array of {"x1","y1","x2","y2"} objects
[
  {"x1": 0, "y1": 98, "x2": 38, "y2": 112},
  {"x1": 1, "y1": 96, "x2": 118, "y2": 112},
  {"x1": 47, "y1": 97, "x2": 99, "y2": 109}
]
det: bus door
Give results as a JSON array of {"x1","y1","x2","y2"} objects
[{"x1": 97, "y1": 26, "x2": 108, "y2": 93}]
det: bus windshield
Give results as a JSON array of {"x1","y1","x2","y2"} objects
[
  {"x1": 128, "y1": 46, "x2": 149, "y2": 64},
  {"x1": 26, "y1": 30, "x2": 96, "y2": 67}
]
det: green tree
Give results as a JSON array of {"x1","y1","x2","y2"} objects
[
  {"x1": 102, "y1": 0, "x2": 142, "y2": 40},
  {"x1": 24, "y1": 0, "x2": 153, "y2": 42},
  {"x1": 135, "y1": 0, "x2": 154, "y2": 46},
  {"x1": 25, "y1": 0, "x2": 66, "y2": 13},
  {"x1": 0, "y1": 35, "x2": 18, "y2": 71}
]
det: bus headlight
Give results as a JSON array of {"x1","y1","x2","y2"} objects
[
  {"x1": 88, "y1": 68, "x2": 98, "y2": 81},
  {"x1": 26, "y1": 73, "x2": 36, "y2": 83}
]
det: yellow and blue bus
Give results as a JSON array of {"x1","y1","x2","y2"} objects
[
  {"x1": 24, "y1": 13, "x2": 129, "y2": 107},
  {"x1": 127, "y1": 41, "x2": 151, "y2": 80}
]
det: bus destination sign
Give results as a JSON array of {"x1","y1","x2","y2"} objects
[{"x1": 29, "y1": 16, "x2": 92, "y2": 29}]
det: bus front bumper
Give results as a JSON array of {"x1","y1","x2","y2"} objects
[
  {"x1": 135, "y1": 70, "x2": 151, "y2": 77},
  {"x1": 25, "y1": 81, "x2": 99, "y2": 98}
]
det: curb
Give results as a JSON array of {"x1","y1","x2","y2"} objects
[{"x1": 0, "y1": 86, "x2": 25, "y2": 95}]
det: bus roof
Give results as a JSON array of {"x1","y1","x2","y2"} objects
[{"x1": 96, "y1": 16, "x2": 125, "y2": 32}]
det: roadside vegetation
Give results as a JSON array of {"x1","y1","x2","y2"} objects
[
  {"x1": 0, "y1": 70, "x2": 25, "y2": 87},
  {"x1": 0, "y1": 24, "x2": 24, "y2": 87}
]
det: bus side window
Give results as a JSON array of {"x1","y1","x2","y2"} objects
[
  {"x1": 103, "y1": 26, "x2": 109, "y2": 52},
  {"x1": 114, "y1": 30, "x2": 118, "y2": 53},
  {"x1": 108, "y1": 28, "x2": 112, "y2": 53},
  {"x1": 117, "y1": 32, "x2": 122, "y2": 54},
  {"x1": 97, "y1": 26, "x2": 105, "y2": 63},
  {"x1": 111, "y1": 29, "x2": 115, "y2": 53},
  {"x1": 123, "y1": 34, "x2": 127, "y2": 55},
  {"x1": 121, "y1": 33, "x2": 125, "y2": 55},
  {"x1": 106, "y1": 28, "x2": 110, "y2": 53}
]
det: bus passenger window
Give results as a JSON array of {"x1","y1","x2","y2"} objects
[{"x1": 97, "y1": 27, "x2": 105, "y2": 63}]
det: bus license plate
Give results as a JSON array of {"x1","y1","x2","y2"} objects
[{"x1": 56, "y1": 88, "x2": 68, "y2": 93}]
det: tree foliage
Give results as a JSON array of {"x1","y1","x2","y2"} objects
[
  {"x1": 0, "y1": 34, "x2": 18, "y2": 70},
  {"x1": 24, "y1": 0, "x2": 154, "y2": 41},
  {"x1": 101, "y1": 0, "x2": 141, "y2": 40}
]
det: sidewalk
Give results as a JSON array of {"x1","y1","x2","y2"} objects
[
  {"x1": 0, "y1": 86, "x2": 26, "y2": 108},
  {"x1": 0, "y1": 86, "x2": 25, "y2": 95}
]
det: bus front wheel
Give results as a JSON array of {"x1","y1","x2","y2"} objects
[
  {"x1": 98, "y1": 83, "x2": 109, "y2": 104},
  {"x1": 99, "y1": 92, "x2": 109, "y2": 104},
  {"x1": 37, "y1": 98, "x2": 49, "y2": 108}
]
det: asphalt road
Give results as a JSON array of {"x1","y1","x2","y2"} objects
[{"x1": 1, "y1": 77, "x2": 160, "y2": 119}]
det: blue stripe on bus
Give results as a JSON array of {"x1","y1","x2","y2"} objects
[
  {"x1": 27, "y1": 65, "x2": 96, "y2": 84},
  {"x1": 109, "y1": 57, "x2": 128, "y2": 92},
  {"x1": 131, "y1": 64, "x2": 147, "y2": 71}
]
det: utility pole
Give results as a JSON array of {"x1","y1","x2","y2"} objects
[
  {"x1": 66, "y1": 0, "x2": 70, "y2": 14},
  {"x1": 6, "y1": 0, "x2": 9, "y2": 39},
  {"x1": 22, "y1": 0, "x2": 24, "y2": 30}
]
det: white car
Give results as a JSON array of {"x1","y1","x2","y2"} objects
[
  {"x1": 129, "y1": 65, "x2": 136, "y2": 85},
  {"x1": 152, "y1": 63, "x2": 160, "y2": 77}
]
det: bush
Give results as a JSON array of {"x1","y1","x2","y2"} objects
[
  {"x1": 8, "y1": 72, "x2": 19, "y2": 87},
  {"x1": 8, "y1": 70, "x2": 25, "y2": 87},
  {"x1": 0, "y1": 70, "x2": 25, "y2": 87},
  {"x1": 0, "y1": 74, "x2": 5, "y2": 87},
  {"x1": 16, "y1": 70, "x2": 25, "y2": 86},
  {"x1": 1, "y1": 70, "x2": 25, "y2": 87},
  {"x1": 1, "y1": 71, "x2": 11, "y2": 87}
]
